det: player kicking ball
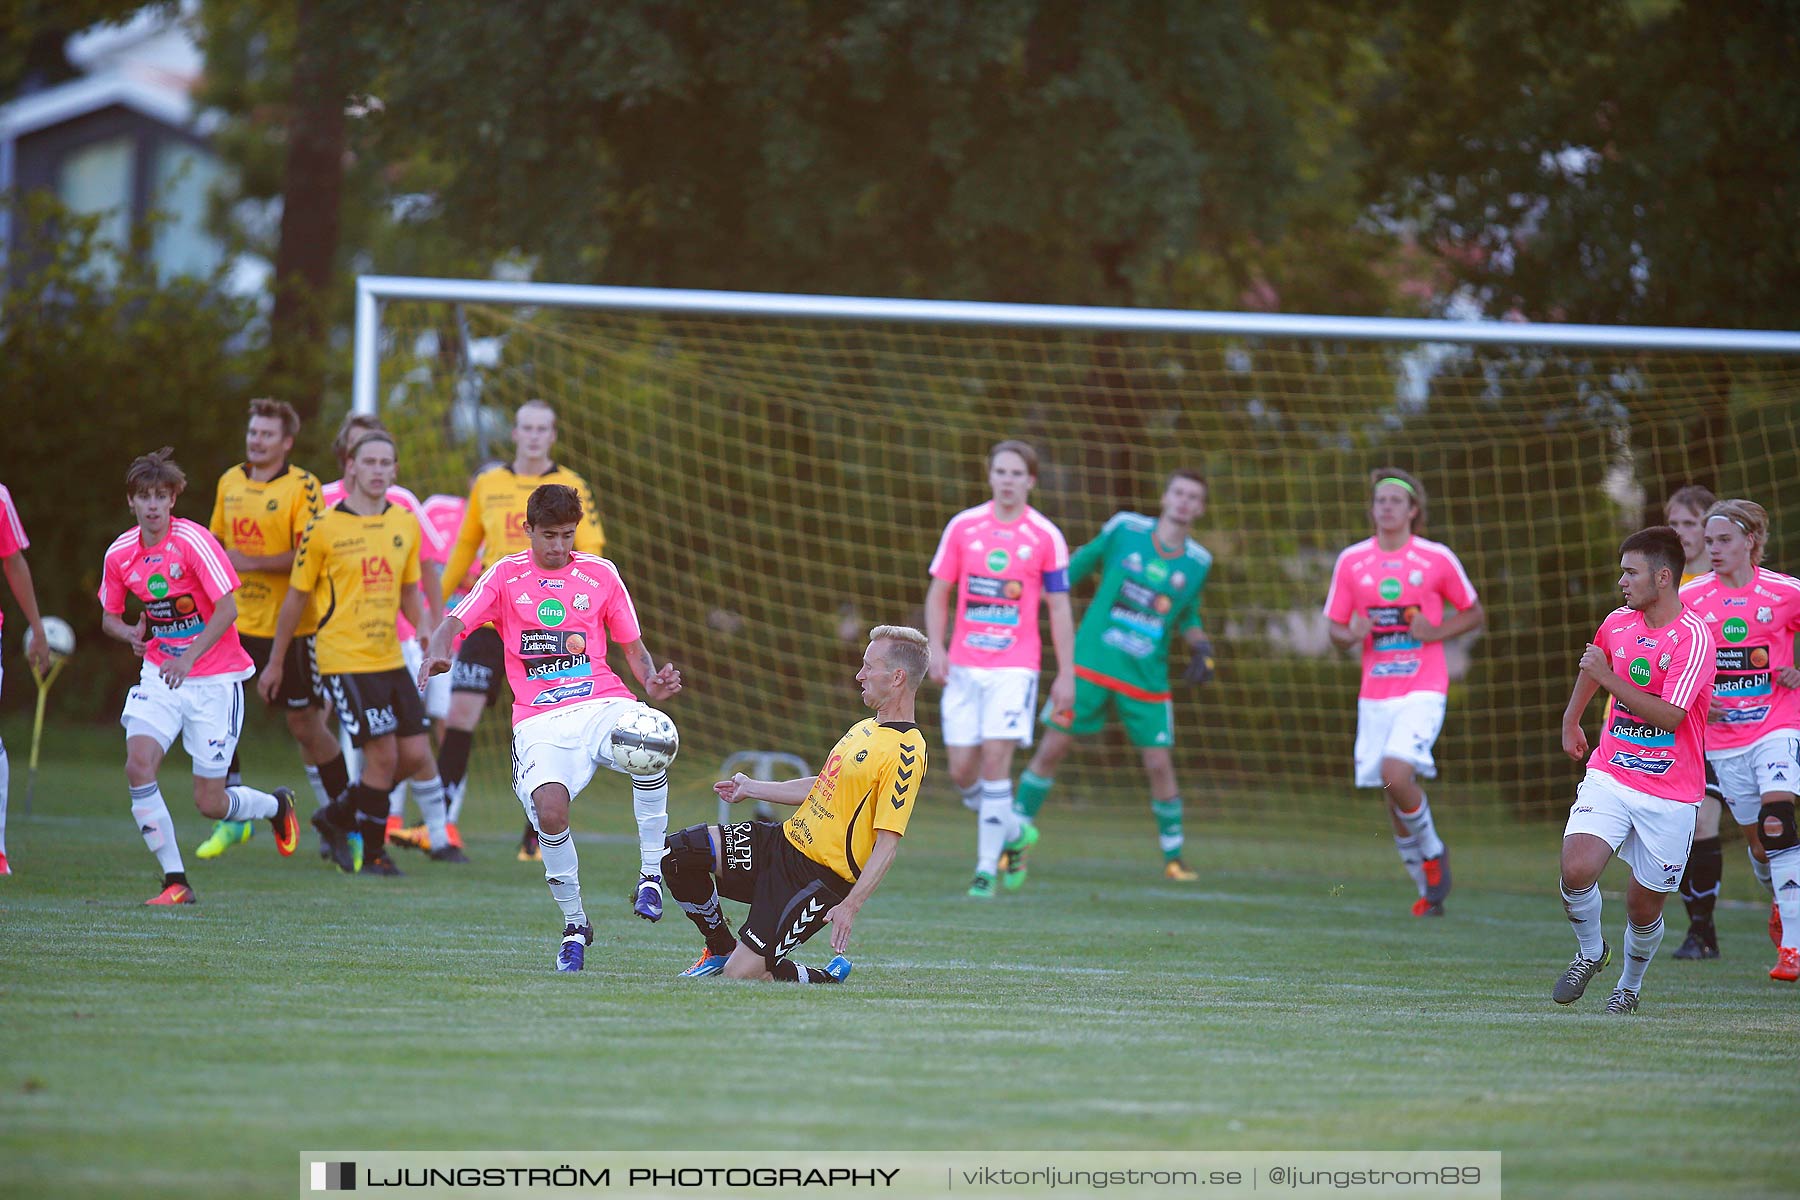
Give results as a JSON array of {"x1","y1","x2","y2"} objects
[
  {"x1": 420, "y1": 484, "x2": 681, "y2": 972},
  {"x1": 100, "y1": 449, "x2": 299, "y2": 905},
  {"x1": 664, "y1": 626, "x2": 928, "y2": 984},
  {"x1": 1556, "y1": 527, "x2": 1716, "y2": 1013}
]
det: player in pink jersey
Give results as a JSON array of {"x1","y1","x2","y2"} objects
[
  {"x1": 0, "y1": 481, "x2": 53, "y2": 877},
  {"x1": 1683, "y1": 499, "x2": 1800, "y2": 981},
  {"x1": 99, "y1": 449, "x2": 299, "y2": 905},
  {"x1": 925, "y1": 440, "x2": 1073, "y2": 899},
  {"x1": 1324, "y1": 469, "x2": 1484, "y2": 916},
  {"x1": 421, "y1": 484, "x2": 681, "y2": 969},
  {"x1": 1555, "y1": 526, "x2": 1716, "y2": 1013}
]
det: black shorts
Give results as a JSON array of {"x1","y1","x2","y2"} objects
[
  {"x1": 241, "y1": 634, "x2": 323, "y2": 710},
  {"x1": 716, "y1": 821, "x2": 849, "y2": 967},
  {"x1": 451, "y1": 625, "x2": 504, "y2": 707},
  {"x1": 325, "y1": 668, "x2": 428, "y2": 748}
]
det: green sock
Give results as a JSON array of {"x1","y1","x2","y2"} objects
[
  {"x1": 1015, "y1": 770, "x2": 1054, "y2": 821},
  {"x1": 1151, "y1": 796, "x2": 1183, "y2": 862}
]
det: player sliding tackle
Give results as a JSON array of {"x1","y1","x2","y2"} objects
[
  {"x1": 665, "y1": 627, "x2": 929, "y2": 983},
  {"x1": 1556, "y1": 526, "x2": 1717, "y2": 1013},
  {"x1": 420, "y1": 484, "x2": 681, "y2": 972}
]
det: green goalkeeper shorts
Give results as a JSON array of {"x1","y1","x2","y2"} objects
[{"x1": 1042, "y1": 673, "x2": 1174, "y2": 748}]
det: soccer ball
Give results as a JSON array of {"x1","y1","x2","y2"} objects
[
  {"x1": 24, "y1": 615, "x2": 76, "y2": 659},
  {"x1": 609, "y1": 706, "x2": 679, "y2": 775}
]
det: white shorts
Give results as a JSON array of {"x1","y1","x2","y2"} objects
[
  {"x1": 511, "y1": 697, "x2": 651, "y2": 818},
  {"x1": 119, "y1": 660, "x2": 250, "y2": 779},
  {"x1": 1564, "y1": 769, "x2": 1698, "y2": 892},
  {"x1": 1353, "y1": 692, "x2": 1446, "y2": 788},
  {"x1": 1707, "y1": 729, "x2": 1800, "y2": 825},
  {"x1": 940, "y1": 665, "x2": 1037, "y2": 748},
  {"x1": 399, "y1": 639, "x2": 452, "y2": 721}
]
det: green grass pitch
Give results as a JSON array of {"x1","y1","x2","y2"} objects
[{"x1": 0, "y1": 715, "x2": 1791, "y2": 1200}]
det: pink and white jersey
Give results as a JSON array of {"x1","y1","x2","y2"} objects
[
  {"x1": 929, "y1": 502, "x2": 1070, "y2": 670},
  {"x1": 321, "y1": 481, "x2": 446, "y2": 639},
  {"x1": 1324, "y1": 536, "x2": 1480, "y2": 700},
  {"x1": 1680, "y1": 568, "x2": 1800, "y2": 752},
  {"x1": 450, "y1": 550, "x2": 641, "y2": 726},
  {"x1": 421, "y1": 494, "x2": 472, "y2": 648},
  {"x1": 0, "y1": 483, "x2": 29, "y2": 636},
  {"x1": 1588, "y1": 605, "x2": 1716, "y2": 803},
  {"x1": 99, "y1": 518, "x2": 254, "y2": 679}
]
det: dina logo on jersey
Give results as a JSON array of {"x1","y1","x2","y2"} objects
[
  {"x1": 146, "y1": 573, "x2": 170, "y2": 599},
  {"x1": 537, "y1": 598, "x2": 567, "y2": 627},
  {"x1": 1378, "y1": 577, "x2": 1402, "y2": 601},
  {"x1": 1627, "y1": 657, "x2": 1652, "y2": 686},
  {"x1": 985, "y1": 549, "x2": 1010, "y2": 572},
  {"x1": 1722, "y1": 617, "x2": 1749, "y2": 643}
]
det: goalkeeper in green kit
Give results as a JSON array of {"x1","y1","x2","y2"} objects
[{"x1": 1007, "y1": 470, "x2": 1214, "y2": 885}]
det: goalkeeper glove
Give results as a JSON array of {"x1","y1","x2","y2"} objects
[{"x1": 1182, "y1": 637, "x2": 1215, "y2": 687}]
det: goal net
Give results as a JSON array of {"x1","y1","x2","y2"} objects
[{"x1": 359, "y1": 279, "x2": 1800, "y2": 878}]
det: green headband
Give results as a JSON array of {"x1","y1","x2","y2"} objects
[{"x1": 1376, "y1": 477, "x2": 1416, "y2": 496}]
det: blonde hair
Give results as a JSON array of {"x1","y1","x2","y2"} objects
[
  {"x1": 1704, "y1": 498, "x2": 1769, "y2": 566},
  {"x1": 869, "y1": 625, "x2": 929, "y2": 689}
]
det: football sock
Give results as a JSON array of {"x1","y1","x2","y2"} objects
[
  {"x1": 130, "y1": 782, "x2": 185, "y2": 875},
  {"x1": 388, "y1": 779, "x2": 410, "y2": 820},
  {"x1": 349, "y1": 783, "x2": 389, "y2": 858},
  {"x1": 1770, "y1": 846, "x2": 1800, "y2": 952},
  {"x1": 666, "y1": 860, "x2": 737, "y2": 957},
  {"x1": 976, "y1": 782, "x2": 1018, "y2": 875},
  {"x1": 771, "y1": 960, "x2": 839, "y2": 984},
  {"x1": 0, "y1": 735, "x2": 9, "y2": 854},
  {"x1": 302, "y1": 763, "x2": 332, "y2": 812},
  {"x1": 411, "y1": 774, "x2": 449, "y2": 849},
  {"x1": 316, "y1": 753, "x2": 350, "y2": 808},
  {"x1": 1393, "y1": 793, "x2": 1445, "y2": 859},
  {"x1": 223, "y1": 785, "x2": 278, "y2": 822},
  {"x1": 1619, "y1": 915, "x2": 1665, "y2": 991},
  {"x1": 1151, "y1": 795, "x2": 1184, "y2": 862},
  {"x1": 1750, "y1": 849, "x2": 1774, "y2": 895},
  {"x1": 438, "y1": 727, "x2": 473, "y2": 824},
  {"x1": 1560, "y1": 878, "x2": 1604, "y2": 960},
  {"x1": 1679, "y1": 836, "x2": 1722, "y2": 928},
  {"x1": 226, "y1": 751, "x2": 242, "y2": 790},
  {"x1": 1015, "y1": 769, "x2": 1053, "y2": 822},
  {"x1": 958, "y1": 781, "x2": 982, "y2": 813},
  {"x1": 632, "y1": 771, "x2": 670, "y2": 874},
  {"x1": 537, "y1": 827, "x2": 587, "y2": 927},
  {"x1": 1394, "y1": 833, "x2": 1428, "y2": 897}
]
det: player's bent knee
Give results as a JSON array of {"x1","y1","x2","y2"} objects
[
  {"x1": 1758, "y1": 799, "x2": 1799, "y2": 853},
  {"x1": 662, "y1": 824, "x2": 716, "y2": 878}
]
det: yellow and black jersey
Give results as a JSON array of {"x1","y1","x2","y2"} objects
[
  {"x1": 783, "y1": 718, "x2": 926, "y2": 882},
  {"x1": 442, "y1": 463, "x2": 605, "y2": 588},
  {"x1": 209, "y1": 462, "x2": 323, "y2": 637},
  {"x1": 291, "y1": 501, "x2": 421, "y2": 675}
]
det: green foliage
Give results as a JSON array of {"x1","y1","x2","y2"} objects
[{"x1": 0, "y1": 194, "x2": 264, "y2": 717}]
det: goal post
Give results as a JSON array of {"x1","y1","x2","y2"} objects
[{"x1": 354, "y1": 274, "x2": 1800, "y2": 881}]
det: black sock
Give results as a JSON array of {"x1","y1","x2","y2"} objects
[
  {"x1": 317, "y1": 753, "x2": 351, "y2": 805},
  {"x1": 350, "y1": 783, "x2": 389, "y2": 858},
  {"x1": 770, "y1": 960, "x2": 838, "y2": 984},
  {"x1": 164, "y1": 871, "x2": 189, "y2": 888},
  {"x1": 666, "y1": 862, "x2": 737, "y2": 957},
  {"x1": 1680, "y1": 836, "x2": 1723, "y2": 927},
  {"x1": 437, "y1": 727, "x2": 472, "y2": 790}
]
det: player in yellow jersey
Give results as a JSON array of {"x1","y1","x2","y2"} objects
[
  {"x1": 203, "y1": 399, "x2": 344, "y2": 858},
  {"x1": 263, "y1": 431, "x2": 452, "y2": 876},
  {"x1": 439, "y1": 399, "x2": 605, "y2": 861},
  {"x1": 661, "y1": 626, "x2": 929, "y2": 984}
]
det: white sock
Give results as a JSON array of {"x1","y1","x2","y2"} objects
[
  {"x1": 984, "y1": 778, "x2": 1021, "y2": 842},
  {"x1": 0, "y1": 736, "x2": 9, "y2": 854},
  {"x1": 446, "y1": 778, "x2": 466, "y2": 825},
  {"x1": 1560, "y1": 878, "x2": 1604, "y2": 960},
  {"x1": 1393, "y1": 794, "x2": 1444, "y2": 859},
  {"x1": 1770, "y1": 846, "x2": 1800, "y2": 952},
  {"x1": 224, "y1": 784, "x2": 278, "y2": 822},
  {"x1": 959, "y1": 782, "x2": 982, "y2": 813},
  {"x1": 411, "y1": 774, "x2": 449, "y2": 850},
  {"x1": 632, "y1": 771, "x2": 670, "y2": 874},
  {"x1": 1394, "y1": 834, "x2": 1427, "y2": 897},
  {"x1": 1618, "y1": 915, "x2": 1665, "y2": 992},
  {"x1": 302, "y1": 763, "x2": 331, "y2": 812},
  {"x1": 1750, "y1": 848, "x2": 1774, "y2": 895},
  {"x1": 388, "y1": 779, "x2": 409, "y2": 820},
  {"x1": 537, "y1": 826, "x2": 586, "y2": 927},
  {"x1": 130, "y1": 783, "x2": 185, "y2": 875},
  {"x1": 976, "y1": 791, "x2": 1017, "y2": 875}
]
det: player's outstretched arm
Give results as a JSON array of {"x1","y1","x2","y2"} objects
[
  {"x1": 618, "y1": 637, "x2": 682, "y2": 701},
  {"x1": 923, "y1": 579, "x2": 952, "y2": 685},
  {"x1": 1561, "y1": 670, "x2": 1602, "y2": 761},
  {"x1": 824, "y1": 830, "x2": 901, "y2": 953},
  {"x1": 2, "y1": 550, "x2": 51, "y2": 674},
  {"x1": 713, "y1": 773, "x2": 816, "y2": 807},
  {"x1": 420, "y1": 613, "x2": 464, "y2": 689}
]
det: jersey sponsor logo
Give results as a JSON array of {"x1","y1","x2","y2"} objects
[
  {"x1": 1758, "y1": 606, "x2": 1774, "y2": 623},
  {"x1": 985, "y1": 549, "x2": 1010, "y2": 572},
  {"x1": 964, "y1": 576, "x2": 1017, "y2": 601},
  {"x1": 537, "y1": 598, "x2": 566, "y2": 626},
  {"x1": 1101, "y1": 626, "x2": 1158, "y2": 659},
  {"x1": 1170, "y1": 571, "x2": 1186, "y2": 591},
  {"x1": 1609, "y1": 704, "x2": 1673, "y2": 747},
  {"x1": 1635, "y1": 636, "x2": 1659, "y2": 649},
  {"x1": 1372, "y1": 630, "x2": 1421, "y2": 653},
  {"x1": 572, "y1": 593, "x2": 590, "y2": 611},
  {"x1": 1118, "y1": 579, "x2": 1158, "y2": 609},
  {"x1": 964, "y1": 603, "x2": 1020, "y2": 626},
  {"x1": 1720, "y1": 704, "x2": 1772, "y2": 724},
  {"x1": 571, "y1": 569, "x2": 600, "y2": 587},
  {"x1": 1408, "y1": 569, "x2": 1424, "y2": 586},
  {"x1": 1107, "y1": 604, "x2": 1165, "y2": 637},
  {"x1": 1715, "y1": 667, "x2": 1772, "y2": 698},
  {"x1": 1123, "y1": 552, "x2": 1144, "y2": 574},
  {"x1": 530, "y1": 680, "x2": 594, "y2": 706},
  {"x1": 1722, "y1": 617, "x2": 1749, "y2": 643},
  {"x1": 147, "y1": 573, "x2": 170, "y2": 599},
  {"x1": 1627, "y1": 657, "x2": 1652, "y2": 686},
  {"x1": 1144, "y1": 560, "x2": 1169, "y2": 585},
  {"x1": 1370, "y1": 660, "x2": 1422, "y2": 678},
  {"x1": 360, "y1": 556, "x2": 394, "y2": 585},
  {"x1": 1609, "y1": 750, "x2": 1675, "y2": 775},
  {"x1": 231, "y1": 517, "x2": 267, "y2": 547},
  {"x1": 1378, "y1": 577, "x2": 1402, "y2": 601},
  {"x1": 963, "y1": 631, "x2": 1015, "y2": 653},
  {"x1": 537, "y1": 579, "x2": 565, "y2": 590}
]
